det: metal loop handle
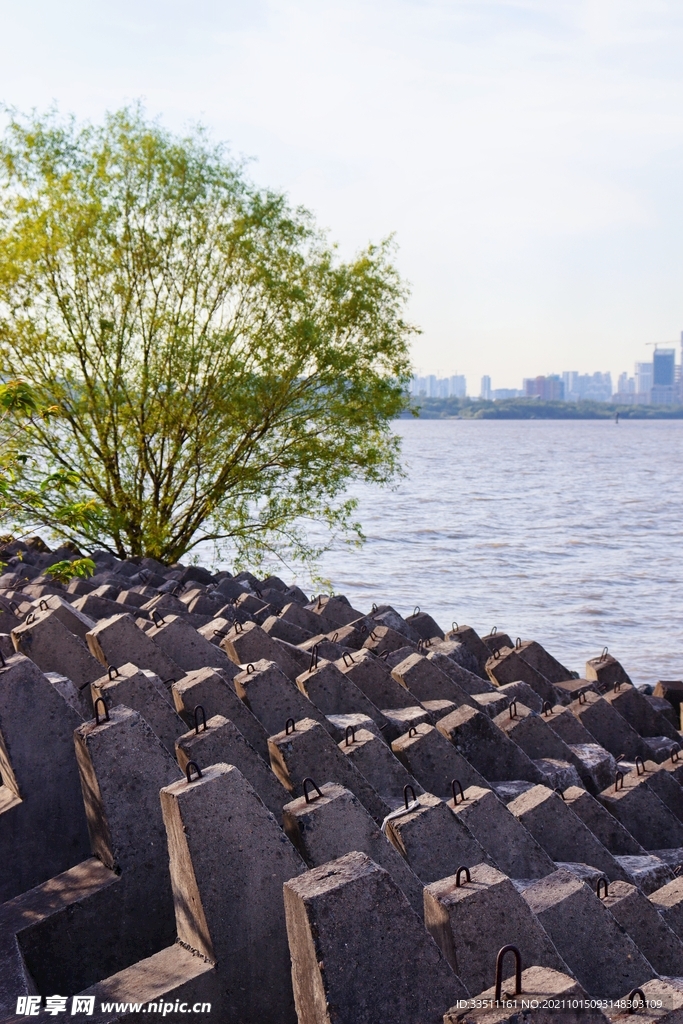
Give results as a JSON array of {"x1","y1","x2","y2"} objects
[
  {"x1": 455, "y1": 866, "x2": 470, "y2": 887},
  {"x1": 379, "y1": 650, "x2": 389, "y2": 661},
  {"x1": 246, "y1": 663, "x2": 255, "y2": 674},
  {"x1": 303, "y1": 777, "x2": 323, "y2": 803},
  {"x1": 108, "y1": 666, "x2": 119, "y2": 680},
  {"x1": 0, "y1": 650, "x2": 5, "y2": 668},
  {"x1": 493, "y1": 648, "x2": 500, "y2": 661},
  {"x1": 285, "y1": 718, "x2": 296, "y2": 735},
  {"x1": 193, "y1": 704, "x2": 207, "y2": 734},
  {"x1": 554, "y1": 787, "x2": 566, "y2": 801},
  {"x1": 509, "y1": 700, "x2": 518, "y2": 719},
  {"x1": 672, "y1": 745, "x2": 681, "y2": 763},
  {"x1": 371, "y1": 603, "x2": 378, "y2": 613},
  {"x1": 39, "y1": 599, "x2": 48, "y2": 610},
  {"x1": 408, "y1": 726, "x2": 418, "y2": 737},
  {"x1": 342, "y1": 652, "x2": 355, "y2": 667},
  {"x1": 233, "y1": 620, "x2": 243, "y2": 633},
  {"x1": 413, "y1": 605, "x2": 420, "y2": 618},
  {"x1": 25, "y1": 612, "x2": 35, "y2": 624},
  {"x1": 94, "y1": 697, "x2": 110, "y2": 726},
  {"x1": 542, "y1": 700, "x2": 553, "y2": 716},
  {"x1": 452, "y1": 621, "x2": 458, "y2": 632},
  {"x1": 345, "y1": 725, "x2": 356, "y2": 746},
  {"x1": 515, "y1": 637, "x2": 522, "y2": 649},
  {"x1": 615, "y1": 771, "x2": 624, "y2": 791},
  {"x1": 600, "y1": 646, "x2": 609, "y2": 661},
  {"x1": 151, "y1": 610, "x2": 166, "y2": 626},
  {"x1": 403, "y1": 784, "x2": 416, "y2": 808},
  {"x1": 308, "y1": 646, "x2": 319, "y2": 673},
  {"x1": 491, "y1": 626, "x2": 497, "y2": 635},
  {"x1": 330, "y1": 632, "x2": 338, "y2": 643},
  {"x1": 596, "y1": 876, "x2": 609, "y2": 899},
  {"x1": 626, "y1": 989, "x2": 646, "y2": 1014},
  {"x1": 614, "y1": 680, "x2": 622, "y2": 691},
  {"x1": 578, "y1": 691, "x2": 587, "y2": 705},
  {"x1": 451, "y1": 779, "x2": 465, "y2": 805},
  {"x1": 635, "y1": 755, "x2": 645, "y2": 775},
  {"x1": 495, "y1": 945, "x2": 522, "y2": 1002},
  {"x1": 185, "y1": 761, "x2": 202, "y2": 783}
]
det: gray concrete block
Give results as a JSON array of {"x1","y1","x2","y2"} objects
[
  {"x1": 570, "y1": 691, "x2": 647, "y2": 761},
  {"x1": 171, "y1": 665, "x2": 269, "y2": 761},
  {"x1": 146, "y1": 614, "x2": 233, "y2": 672},
  {"x1": 508, "y1": 785, "x2": 628, "y2": 881},
  {"x1": 444, "y1": 967, "x2": 604, "y2": 1024},
  {"x1": 424, "y1": 862, "x2": 568, "y2": 996},
  {"x1": 325, "y1": 712, "x2": 382, "y2": 743},
  {"x1": 426, "y1": 647, "x2": 496, "y2": 695},
  {"x1": 335, "y1": 648, "x2": 416, "y2": 709},
  {"x1": 305, "y1": 594, "x2": 362, "y2": 628},
  {"x1": 445, "y1": 624, "x2": 491, "y2": 677},
  {"x1": 268, "y1": 716, "x2": 390, "y2": 822},
  {"x1": 86, "y1": 613, "x2": 183, "y2": 684},
  {"x1": 0, "y1": 654, "x2": 91, "y2": 902},
  {"x1": 160, "y1": 763, "x2": 305, "y2": 1024},
  {"x1": 175, "y1": 713, "x2": 289, "y2": 818},
  {"x1": 392, "y1": 721, "x2": 489, "y2": 800},
  {"x1": 91, "y1": 662, "x2": 185, "y2": 755},
  {"x1": 546, "y1": 702, "x2": 602, "y2": 745},
  {"x1": 486, "y1": 647, "x2": 557, "y2": 706},
  {"x1": 449, "y1": 785, "x2": 556, "y2": 879},
  {"x1": 598, "y1": 770, "x2": 683, "y2": 851},
  {"x1": 633, "y1": 760, "x2": 683, "y2": 823},
  {"x1": 340, "y1": 727, "x2": 423, "y2": 809},
  {"x1": 603, "y1": 683, "x2": 679, "y2": 742},
  {"x1": 532, "y1": 758, "x2": 584, "y2": 791},
  {"x1": 282, "y1": 782, "x2": 424, "y2": 914},
  {"x1": 615, "y1": 855, "x2": 674, "y2": 895},
  {"x1": 12, "y1": 609, "x2": 104, "y2": 690},
  {"x1": 585, "y1": 652, "x2": 633, "y2": 692},
  {"x1": 604, "y1": 978, "x2": 683, "y2": 1024},
  {"x1": 496, "y1": 680, "x2": 544, "y2": 712},
  {"x1": 522, "y1": 868, "x2": 654, "y2": 997},
  {"x1": 296, "y1": 658, "x2": 388, "y2": 728},
  {"x1": 437, "y1": 705, "x2": 544, "y2": 784},
  {"x1": 233, "y1": 658, "x2": 330, "y2": 738},
  {"x1": 650, "y1": 877, "x2": 683, "y2": 940},
  {"x1": 385, "y1": 791, "x2": 491, "y2": 884},
  {"x1": 563, "y1": 785, "x2": 645, "y2": 856},
  {"x1": 220, "y1": 620, "x2": 301, "y2": 680},
  {"x1": 602, "y1": 879, "x2": 683, "y2": 976},
  {"x1": 566, "y1": 742, "x2": 618, "y2": 795},
  {"x1": 517, "y1": 639, "x2": 573, "y2": 684},
  {"x1": 283, "y1": 850, "x2": 467, "y2": 1024},
  {"x1": 494, "y1": 702, "x2": 577, "y2": 763},
  {"x1": 363, "y1": 623, "x2": 416, "y2": 656},
  {"x1": 392, "y1": 652, "x2": 478, "y2": 706},
  {"x1": 380, "y1": 704, "x2": 432, "y2": 742},
  {"x1": 29, "y1": 593, "x2": 97, "y2": 641}
]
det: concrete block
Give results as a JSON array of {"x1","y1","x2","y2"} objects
[
  {"x1": 86, "y1": 613, "x2": 184, "y2": 684},
  {"x1": 305, "y1": 593, "x2": 362, "y2": 628},
  {"x1": 382, "y1": 704, "x2": 432, "y2": 742},
  {"x1": 385, "y1": 791, "x2": 491, "y2": 883},
  {"x1": 233, "y1": 658, "x2": 330, "y2": 738},
  {"x1": 494, "y1": 702, "x2": 577, "y2": 763},
  {"x1": 0, "y1": 654, "x2": 90, "y2": 902},
  {"x1": 544, "y1": 702, "x2": 597, "y2": 744},
  {"x1": 424, "y1": 863, "x2": 567, "y2": 996},
  {"x1": 325, "y1": 712, "x2": 382, "y2": 743},
  {"x1": 262, "y1": 613, "x2": 314, "y2": 645},
  {"x1": 645, "y1": 694, "x2": 679, "y2": 730},
  {"x1": 335, "y1": 648, "x2": 416, "y2": 708},
  {"x1": 602, "y1": 879, "x2": 683, "y2": 976},
  {"x1": 437, "y1": 705, "x2": 544, "y2": 784},
  {"x1": 605, "y1": 978, "x2": 683, "y2": 1024},
  {"x1": 392, "y1": 722, "x2": 489, "y2": 800},
  {"x1": 427, "y1": 648, "x2": 497, "y2": 695},
  {"x1": 45, "y1": 670, "x2": 90, "y2": 718},
  {"x1": 296, "y1": 658, "x2": 388, "y2": 727},
  {"x1": 371, "y1": 603, "x2": 423, "y2": 642},
  {"x1": 449, "y1": 785, "x2": 556, "y2": 879},
  {"x1": 282, "y1": 782, "x2": 424, "y2": 914},
  {"x1": 516, "y1": 639, "x2": 573, "y2": 684},
  {"x1": 29, "y1": 593, "x2": 97, "y2": 641},
  {"x1": 598, "y1": 769, "x2": 683, "y2": 850},
  {"x1": 570, "y1": 691, "x2": 647, "y2": 761},
  {"x1": 563, "y1": 786, "x2": 645, "y2": 856},
  {"x1": 508, "y1": 785, "x2": 628, "y2": 881},
  {"x1": 472, "y1": 691, "x2": 511, "y2": 718},
  {"x1": 146, "y1": 614, "x2": 233, "y2": 672},
  {"x1": 492, "y1": 780, "x2": 536, "y2": 803},
  {"x1": 340, "y1": 727, "x2": 423, "y2": 809},
  {"x1": 532, "y1": 758, "x2": 584, "y2": 791},
  {"x1": 486, "y1": 647, "x2": 557, "y2": 706},
  {"x1": 175, "y1": 713, "x2": 289, "y2": 819},
  {"x1": 633, "y1": 760, "x2": 683, "y2": 823},
  {"x1": 283, "y1": 851, "x2": 467, "y2": 1024},
  {"x1": 392, "y1": 652, "x2": 477, "y2": 706},
  {"x1": 615, "y1": 855, "x2": 674, "y2": 895},
  {"x1": 363, "y1": 623, "x2": 416, "y2": 656},
  {"x1": 566, "y1": 742, "x2": 618, "y2": 795},
  {"x1": 161, "y1": 763, "x2": 306, "y2": 1023},
  {"x1": 603, "y1": 683, "x2": 679, "y2": 742},
  {"x1": 444, "y1": 966, "x2": 604, "y2": 1024},
  {"x1": 496, "y1": 680, "x2": 544, "y2": 712},
  {"x1": 220, "y1": 620, "x2": 301, "y2": 680},
  {"x1": 650, "y1": 877, "x2": 683, "y2": 940},
  {"x1": 406, "y1": 608, "x2": 445, "y2": 640},
  {"x1": 91, "y1": 662, "x2": 185, "y2": 755},
  {"x1": 171, "y1": 666, "x2": 269, "y2": 761},
  {"x1": 585, "y1": 652, "x2": 632, "y2": 691},
  {"x1": 522, "y1": 868, "x2": 654, "y2": 997},
  {"x1": 12, "y1": 609, "x2": 104, "y2": 690},
  {"x1": 481, "y1": 629, "x2": 514, "y2": 655},
  {"x1": 444, "y1": 624, "x2": 491, "y2": 677},
  {"x1": 268, "y1": 716, "x2": 390, "y2": 822},
  {"x1": 554, "y1": 677, "x2": 600, "y2": 703}
]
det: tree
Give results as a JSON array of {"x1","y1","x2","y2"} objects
[{"x1": 0, "y1": 107, "x2": 414, "y2": 568}]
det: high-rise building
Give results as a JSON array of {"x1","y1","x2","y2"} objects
[
  {"x1": 653, "y1": 348, "x2": 675, "y2": 386},
  {"x1": 449, "y1": 375, "x2": 466, "y2": 398},
  {"x1": 427, "y1": 374, "x2": 437, "y2": 398},
  {"x1": 480, "y1": 375, "x2": 491, "y2": 401},
  {"x1": 524, "y1": 375, "x2": 564, "y2": 401},
  {"x1": 635, "y1": 362, "x2": 653, "y2": 401}
]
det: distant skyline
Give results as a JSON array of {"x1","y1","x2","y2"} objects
[{"x1": 1, "y1": 1, "x2": 683, "y2": 388}]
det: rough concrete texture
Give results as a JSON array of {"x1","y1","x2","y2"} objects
[
  {"x1": 605, "y1": 978, "x2": 683, "y2": 1024},
  {"x1": 424, "y1": 862, "x2": 568, "y2": 995},
  {"x1": 517, "y1": 639, "x2": 573, "y2": 684},
  {"x1": 585, "y1": 653, "x2": 633, "y2": 691},
  {"x1": 508, "y1": 785, "x2": 628, "y2": 881},
  {"x1": 30, "y1": 592, "x2": 98, "y2": 641},
  {"x1": 176, "y1": 713, "x2": 290, "y2": 818},
  {"x1": 445, "y1": 624, "x2": 492, "y2": 677},
  {"x1": 437, "y1": 705, "x2": 544, "y2": 783},
  {"x1": 427, "y1": 645, "x2": 497, "y2": 694},
  {"x1": 493, "y1": 702, "x2": 578, "y2": 764},
  {"x1": 449, "y1": 785, "x2": 556, "y2": 879},
  {"x1": 146, "y1": 614, "x2": 234, "y2": 672},
  {"x1": 296, "y1": 658, "x2": 388, "y2": 727},
  {"x1": 649, "y1": 877, "x2": 683, "y2": 940},
  {"x1": 486, "y1": 647, "x2": 558, "y2": 706},
  {"x1": 602, "y1": 879, "x2": 683, "y2": 976},
  {"x1": 91, "y1": 662, "x2": 185, "y2": 755},
  {"x1": 563, "y1": 785, "x2": 645, "y2": 855},
  {"x1": 233, "y1": 657, "x2": 330, "y2": 739},
  {"x1": 86, "y1": 612, "x2": 183, "y2": 683},
  {"x1": 221, "y1": 620, "x2": 302, "y2": 680},
  {"x1": 283, "y1": 851, "x2": 467, "y2": 1024},
  {"x1": 444, "y1": 967, "x2": 604, "y2": 1024},
  {"x1": 384, "y1": 791, "x2": 491, "y2": 883},
  {"x1": 282, "y1": 781, "x2": 424, "y2": 914},
  {"x1": 339, "y1": 726, "x2": 423, "y2": 809},
  {"x1": 598, "y1": 769, "x2": 683, "y2": 850},
  {"x1": 381, "y1": 704, "x2": 432, "y2": 742},
  {"x1": 522, "y1": 868, "x2": 654, "y2": 997},
  {"x1": 391, "y1": 721, "x2": 489, "y2": 799},
  {"x1": 570, "y1": 691, "x2": 647, "y2": 761},
  {"x1": 334, "y1": 647, "x2": 416, "y2": 708},
  {"x1": 170, "y1": 663, "x2": 269, "y2": 757},
  {"x1": 604, "y1": 684, "x2": 679, "y2": 742},
  {"x1": 160, "y1": 763, "x2": 305, "y2": 1024},
  {"x1": 392, "y1": 652, "x2": 477, "y2": 706},
  {"x1": 12, "y1": 608, "x2": 104, "y2": 689},
  {"x1": 268, "y1": 716, "x2": 390, "y2": 822}
]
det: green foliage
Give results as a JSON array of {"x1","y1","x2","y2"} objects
[
  {"x1": 407, "y1": 397, "x2": 683, "y2": 420},
  {"x1": 44, "y1": 557, "x2": 96, "y2": 583},
  {"x1": 0, "y1": 106, "x2": 415, "y2": 567}
]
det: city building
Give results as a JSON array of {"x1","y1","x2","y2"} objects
[
  {"x1": 562, "y1": 371, "x2": 613, "y2": 403},
  {"x1": 634, "y1": 362, "x2": 653, "y2": 399},
  {"x1": 410, "y1": 374, "x2": 467, "y2": 399},
  {"x1": 523, "y1": 375, "x2": 565, "y2": 401},
  {"x1": 480, "y1": 375, "x2": 491, "y2": 401}
]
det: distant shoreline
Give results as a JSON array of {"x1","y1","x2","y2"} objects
[{"x1": 400, "y1": 397, "x2": 683, "y2": 419}]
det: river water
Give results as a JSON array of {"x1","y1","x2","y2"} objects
[{"x1": 294, "y1": 419, "x2": 683, "y2": 687}]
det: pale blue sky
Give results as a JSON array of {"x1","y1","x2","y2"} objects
[{"x1": 1, "y1": 0, "x2": 682, "y2": 390}]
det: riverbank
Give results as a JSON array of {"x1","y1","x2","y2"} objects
[{"x1": 401, "y1": 397, "x2": 683, "y2": 419}]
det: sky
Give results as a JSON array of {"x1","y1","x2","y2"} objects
[{"x1": 1, "y1": 0, "x2": 682, "y2": 391}]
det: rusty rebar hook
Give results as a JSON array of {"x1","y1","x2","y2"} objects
[
  {"x1": 193, "y1": 704, "x2": 207, "y2": 734},
  {"x1": 94, "y1": 697, "x2": 110, "y2": 726},
  {"x1": 342, "y1": 652, "x2": 355, "y2": 667},
  {"x1": 185, "y1": 761, "x2": 202, "y2": 783},
  {"x1": 542, "y1": 701, "x2": 553, "y2": 716},
  {"x1": 509, "y1": 700, "x2": 518, "y2": 719},
  {"x1": 408, "y1": 726, "x2": 418, "y2": 737},
  {"x1": 108, "y1": 666, "x2": 119, "y2": 680},
  {"x1": 403, "y1": 784, "x2": 416, "y2": 809},
  {"x1": 615, "y1": 770, "x2": 624, "y2": 791},
  {"x1": 596, "y1": 877, "x2": 609, "y2": 899},
  {"x1": 635, "y1": 755, "x2": 645, "y2": 775},
  {"x1": 285, "y1": 718, "x2": 296, "y2": 735},
  {"x1": 626, "y1": 989, "x2": 646, "y2": 1014},
  {"x1": 451, "y1": 779, "x2": 465, "y2": 805},
  {"x1": 303, "y1": 777, "x2": 323, "y2": 803},
  {"x1": 345, "y1": 725, "x2": 356, "y2": 746},
  {"x1": 455, "y1": 866, "x2": 470, "y2": 887},
  {"x1": 494, "y1": 945, "x2": 522, "y2": 1002}
]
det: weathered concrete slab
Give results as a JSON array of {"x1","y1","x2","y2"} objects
[
  {"x1": 650, "y1": 877, "x2": 683, "y2": 940},
  {"x1": 424, "y1": 863, "x2": 568, "y2": 996},
  {"x1": 563, "y1": 785, "x2": 645, "y2": 856},
  {"x1": 605, "y1": 978, "x2": 683, "y2": 1024},
  {"x1": 306, "y1": 594, "x2": 362, "y2": 628},
  {"x1": 392, "y1": 652, "x2": 478, "y2": 706},
  {"x1": 508, "y1": 785, "x2": 628, "y2": 881},
  {"x1": 325, "y1": 712, "x2": 382, "y2": 743},
  {"x1": 171, "y1": 665, "x2": 270, "y2": 761},
  {"x1": 12, "y1": 609, "x2": 104, "y2": 690},
  {"x1": 146, "y1": 614, "x2": 233, "y2": 672},
  {"x1": 0, "y1": 654, "x2": 90, "y2": 902},
  {"x1": 444, "y1": 624, "x2": 491, "y2": 677},
  {"x1": 614, "y1": 855, "x2": 674, "y2": 895},
  {"x1": 282, "y1": 782, "x2": 424, "y2": 914},
  {"x1": 233, "y1": 658, "x2": 330, "y2": 737},
  {"x1": 29, "y1": 593, "x2": 97, "y2": 641},
  {"x1": 493, "y1": 702, "x2": 577, "y2": 763},
  {"x1": 522, "y1": 868, "x2": 654, "y2": 997},
  {"x1": 176, "y1": 713, "x2": 289, "y2": 818},
  {"x1": 437, "y1": 706, "x2": 544, "y2": 784},
  {"x1": 284, "y1": 851, "x2": 466, "y2": 1024},
  {"x1": 602, "y1": 879, "x2": 683, "y2": 976},
  {"x1": 335, "y1": 648, "x2": 416, "y2": 708},
  {"x1": 427, "y1": 647, "x2": 497, "y2": 695},
  {"x1": 516, "y1": 639, "x2": 573, "y2": 684},
  {"x1": 91, "y1": 662, "x2": 185, "y2": 755},
  {"x1": 603, "y1": 683, "x2": 679, "y2": 742},
  {"x1": 449, "y1": 785, "x2": 556, "y2": 879},
  {"x1": 86, "y1": 613, "x2": 183, "y2": 683},
  {"x1": 585, "y1": 652, "x2": 632, "y2": 691},
  {"x1": 384, "y1": 791, "x2": 490, "y2": 883},
  {"x1": 268, "y1": 716, "x2": 390, "y2": 822},
  {"x1": 392, "y1": 721, "x2": 489, "y2": 800},
  {"x1": 406, "y1": 608, "x2": 445, "y2": 640},
  {"x1": 363, "y1": 623, "x2": 416, "y2": 656},
  {"x1": 381, "y1": 704, "x2": 432, "y2": 742},
  {"x1": 486, "y1": 647, "x2": 557, "y2": 706},
  {"x1": 220, "y1": 620, "x2": 301, "y2": 680},
  {"x1": 159, "y1": 762, "x2": 305, "y2": 1024},
  {"x1": 339, "y1": 727, "x2": 423, "y2": 809},
  {"x1": 566, "y1": 742, "x2": 618, "y2": 795},
  {"x1": 296, "y1": 658, "x2": 388, "y2": 727},
  {"x1": 570, "y1": 691, "x2": 647, "y2": 761},
  {"x1": 598, "y1": 769, "x2": 683, "y2": 851}
]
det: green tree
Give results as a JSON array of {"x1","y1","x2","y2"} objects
[{"x1": 0, "y1": 107, "x2": 414, "y2": 568}]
